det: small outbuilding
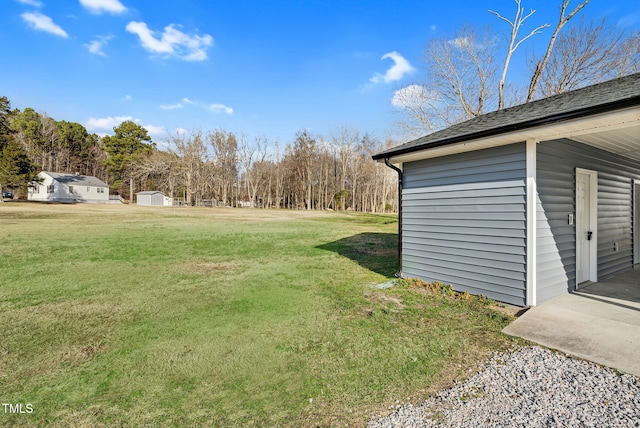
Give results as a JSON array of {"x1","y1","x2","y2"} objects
[
  {"x1": 373, "y1": 73, "x2": 640, "y2": 307},
  {"x1": 137, "y1": 191, "x2": 173, "y2": 206},
  {"x1": 29, "y1": 171, "x2": 109, "y2": 204}
]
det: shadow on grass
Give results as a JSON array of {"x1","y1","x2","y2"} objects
[{"x1": 317, "y1": 232, "x2": 398, "y2": 277}]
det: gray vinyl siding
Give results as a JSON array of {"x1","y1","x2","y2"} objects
[
  {"x1": 402, "y1": 143, "x2": 527, "y2": 306},
  {"x1": 536, "y1": 139, "x2": 640, "y2": 303}
]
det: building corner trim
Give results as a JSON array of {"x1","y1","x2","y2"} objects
[{"x1": 526, "y1": 140, "x2": 538, "y2": 306}]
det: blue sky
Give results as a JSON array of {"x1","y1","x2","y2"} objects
[{"x1": 2, "y1": 0, "x2": 639, "y2": 146}]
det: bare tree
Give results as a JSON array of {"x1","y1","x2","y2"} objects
[
  {"x1": 527, "y1": 0, "x2": 590, "y2": 101},
  {"x1": 537, "y1": 19, "x2": 639, "y2": 97},
  {"x1": 331, "y1": 125, "x2": 359, "y2": 210},
  {"x1": 172, "y1": 130, "x2": 212, "y2": 206},
  {"x1": 289, "y1": 130, "x2": 317, "y2": 210},
  {"x1": 208, "y1": 129, "x2": 238, "y2": 207},
  {"x1": 394, "y1": 0, "x2": 601, "y2": 137},
  {"x1": 38, "y1": 114, "x2": 59, "y2": 171},
  {"x1": 135, "y1": 149, "x2": 177, "y2": 196},
  {"x1": 489, "y1": 0, "x2": 549, "y2": 110},
  {"x1": 617, "y1": 32, "x2": 640, "y2": 77},
  {"x1": 268, "y1": 141, "x2": 285, "y2": 209},
  {"x1": 238, "y1": 135, "x2": 268, "y2": 208},
  {"x1": 393, "y1": 25, "x2": 499, "y2": 139},
  {"x1": 428, "y1": 25, "x2": 499, "y2": 119}
]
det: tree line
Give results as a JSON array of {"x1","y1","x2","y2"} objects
[{"x1": 0, "y1": 98, "x2": 398, "y2": 212}]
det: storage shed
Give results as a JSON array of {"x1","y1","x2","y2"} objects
[
  {"x1": 137, "y1": 191, "x2": 172, "y2": 206},
  {"x1": 373, "y1": 73, "x2": 640, "y2": 307}
]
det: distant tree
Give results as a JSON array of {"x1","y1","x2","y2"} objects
[
  {"x1": 0, "y1": 97, "x2": 11, "y2": 135},
  {"x1": 56, "y1": 120, "x2": 100, "y2": 175},
  {"x1": 393, "y1": 0, "x2": 602, "y2": 138},
  {"x1": 238, "y1": 135, "x2": 268, "y2": 208},
  {"x1": 268, "y1": 141, "x2": 285, "y2": 209},
  {"x1": 39, "y1": 114, "x2": 59, "y2": 171},
  {"x1": 102, "y1": 120, "x2": 153, "y2": 203},
  {"x1": 332, "y1": 125, "x2": 360, "y2": 211},
  {"x1": 11, "y1": 110, "x2": 104, "y2": 175},
  {"x1": 313, "y1": 143, "x2": 335, "y2": 210},
  {"x1": 11, "y1": 107, "x2": 47, "y2": 167},
  {"x1": 135, "y1": 149, "x2": 177, "y2": 196},
  {"x1": 489, "y1": 0, "x2": 549, "y2": 110},
  {"x1": 0, "y1": 97, "x2": 39, "y2": 201},
  {"x1": 618, "y1": 32, "x2": 640, "y2": 77},
  {"x1": 208, "y1": 129, "x2": 238, "y2": 206},
  {"x1": 393, "y1": 25, "x2": 499, "y2": 137},
  {"x1": 287, "y1": 130, "x2": 317, "y2": 210},
  {"x1": 171, "y1": 130, "x2": 213, "y2": 206},
  {"x1": 527, "y1": 0, "x2": 591, "y2": 101},
  {"x1": 535, "y1": 19, "x2": 640, "y2": 97}
]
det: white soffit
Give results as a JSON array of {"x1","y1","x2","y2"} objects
[
  {"x1": 388, "y1": 106, "x2": 640, "y2": 164},
  {"x1": 572, "y1": 126, "x2": 640, "y2": 162}
]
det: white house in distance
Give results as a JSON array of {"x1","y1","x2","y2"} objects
[
  {"x1": 136, "y1": 191, "x2": 173, "y2": 206},
  {"x1": 29, "y1": 171, "x2": 110, "y2": 204}
]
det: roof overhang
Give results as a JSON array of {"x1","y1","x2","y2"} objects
[{"x1": 380, "y1": 105, "x2": 640, "y2": 164}]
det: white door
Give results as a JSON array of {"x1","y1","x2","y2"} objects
[
  {"x1": 634, "y1": 181, "x2": 640, "y2": 265},
  {"x1": 576, "y1": 169, "x2": 597, "y2": 286}
]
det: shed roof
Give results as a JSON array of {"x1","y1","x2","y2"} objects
[
  {"x1": 43, "y1": 172, "x2": 108, "y2": 187},
  {"x1": 373, "y1": 73, "x2": 640, "y2": 161},
  {"x1": 136, "y1": 191, "x2": 165, "y2": 195}
]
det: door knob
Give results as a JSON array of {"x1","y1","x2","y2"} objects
[{"x1": 587, "y1": 231, "x2": 593, "y2": 240}]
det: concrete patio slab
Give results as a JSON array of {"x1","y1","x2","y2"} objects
[
  {"x1": 503, "y1": 269, "x2": 640, "y2": 377},
  {"x1": 575, "y1": 267, "x2": 640, "y2": 310}
]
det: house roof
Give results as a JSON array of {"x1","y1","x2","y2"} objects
[
  {"x1": 373, "y1": 73, "x2": 640, "y2": 161},
  {"x1": 42, "y1": 172, "x2": 108, "y2": 187}
]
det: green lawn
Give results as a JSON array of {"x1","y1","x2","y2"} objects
[{"x1": 0, "y1": 203, "x2": 517, "y2": 426}]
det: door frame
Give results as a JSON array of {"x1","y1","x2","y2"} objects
[
  {"x1": 576, "y1": 168, "x2": 598, "y2": 287},
  {"x1": 634, "y1": 180, "x2": 640, "y2": 266}
]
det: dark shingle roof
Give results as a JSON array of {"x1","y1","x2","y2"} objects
[
  {"x1": 43, "y1": 172, "x2": 108, "y2": 187},
  {"x1": 373, "y1": 73, "x2": 640, "y2": 160}
]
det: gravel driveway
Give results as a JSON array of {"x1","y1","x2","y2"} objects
[{"x1": 368, "y1": 346, "x2": 640, "y2": 427}]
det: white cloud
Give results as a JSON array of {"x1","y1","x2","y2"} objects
[
  {"x1": 370, "y1": 51, "x2": 414, "y2": 84},
  {"x1": 143, "y1": 124, "x2": 166, "y2": 136},
  {"x1": 17, "y1": 0, "x2": 44, "y2": 7},
  {"x1": 86, "y1": 116, "x2": 164, "y2": 137},
  {"x1": 21, "y1": 12, "x2": 68, "y2": 38},
  {"x1": 430, "y1": 24, "x2": 437, "y2": 32},
  {"x1": 84, "y1": 35, "x2": 113, "y2": 56},
  {"x1": 209, "y1": 103, "x2": 233, "y2": 115},
  {"x1": 175, "y1": 98, "x2": 233, "y2": 114},
  {"x1": 391, "y1": 85, "x2": 438, "y2": 109},
  {"x1": 175, "y1": 127, "x2": 187, "y2": 134},
  {"x1": 125, "y1": 21, "x2": 213, "y2": 61},
  {"x1": 160, "y1": 103, "x2": 183, "y2": 110},
  {"x1": 79, "y1": 0, "x2": 127, "y2": 14},
  {"x1": 85, "y1": 40, "x2": 105, "y2": 56},
  {"x1": 124, "y1": 95, "x2": 132, "y2": 101},
  {"x1": 85, "y1": 115, "x2": 133, "y2": 132}
]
